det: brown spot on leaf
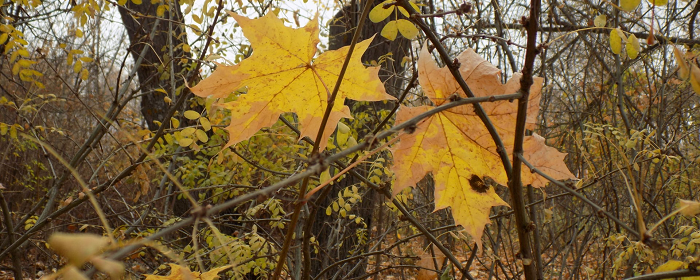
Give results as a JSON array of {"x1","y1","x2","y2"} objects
[{"x1": 469, "y1": 175, "x2": 488, "y2": 193}]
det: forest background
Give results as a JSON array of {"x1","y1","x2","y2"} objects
[{"x1": 1, "y1": 0, "x2": 700, "y2": 279}]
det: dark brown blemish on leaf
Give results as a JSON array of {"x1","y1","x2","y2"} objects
[{"x1": 469, "y1": 175, "x2": 489, "y2": 193}]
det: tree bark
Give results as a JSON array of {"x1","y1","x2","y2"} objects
[
  {"x1": 118, "y1": 2, "x2": 190, "y2": 130},
  {"x1": 309, "y1": 2, "x2": 410, "y2": 278}
]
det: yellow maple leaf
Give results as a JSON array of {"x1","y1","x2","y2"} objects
[
  {"x1": 391, "y1": 45, "x2": 575, "y2": 247},
  {"x1": 144, "y1": 263, "x2": 229, "y2": 280},
  {"x1": 191, "y1": 12, "x2": 394, "y2": 150}
]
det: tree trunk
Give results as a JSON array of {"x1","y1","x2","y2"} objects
[
  {"x1": 309, "y1": 2, "x2": 410, "y2": 278},
  {"x1": 118, "y1": 2, "x2": 190, "y2": 130}
]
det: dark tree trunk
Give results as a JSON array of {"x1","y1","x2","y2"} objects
[
  {"x1": 309, "y1": 2, "x2": 410, "y2": 278},
  {"x1": 118, "y1": 2, "x2": 190, "y2": 130}
]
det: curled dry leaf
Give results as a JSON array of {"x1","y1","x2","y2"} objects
[
  {"x1": 90, "y1": 256, "x2": 125, "y2": 279},
  {"x1": 390, "y1": 45, "x2": 576, "y2": 247},
  {"x1": 690, "y1": 64, "x2": 700, "y2": 95},
  {"x1": 673, "y1": 45, "x2": 689, "y2": 80},
  {"x1": 679, "y1": 199, "x2": 700, "y2": 217},
  {"x1": 191, "y1": 12, "x2": 393, "y2": 150},
  {"x1": 48, "y1": 232, "x2": 109, "y2": 266}
]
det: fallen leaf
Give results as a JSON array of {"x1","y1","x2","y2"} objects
[
  {"x1": 191, "y1": 12, "x2": 393, "y2": 150},
  {"x1": 416, "y1": 245, "x2": 446, "y2": 280}
]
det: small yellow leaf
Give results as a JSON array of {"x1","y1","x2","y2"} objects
[
  {"x1": 320, "y1": 169, "x2": 332, "y2": 185},
  {"x1": 620, "y1": 0, "x2": 641, "y2": 11},
  {"x1": 181, "y1": 127, "x2": 196, "y2": 137},
  {"x1": 178, "y1": 137, "x2": 194, "y2": 147},
  {"x1": 131, "y1": 0, "x2": 142, "y2": 4},
  {"x1": 199, "y1": 117, "x2": 211, "y2": 131},
  {"x1": 156, "y1": 5, "x2": 166, "y2": 17},
  {"x1": 73, "y1": 60, "x2": 82, "y2": 73},
  {"x1": 80, "y1": 69, "x2": 89, "y2": 80},
  {"x1": 164, "y1": 96, "x2": 173, "y2": 104},
  {"x1": 609, "y1": 28, "x2": 624, "y2": 55},
  {"x1": 0, "y1": 33, "x2": 8, "y2": 45},
  {"x1": 397, "y1": 6, "x2": 409, "y2": 17},
  {"x1": 647, "y1": 0, "x2": 668, "y2": 6},
  {"x1": 369, "y1": 0, "x2": 394, "y2": 23},
  {"x1": 381, "y1": 21, "x2": 398, "y2": 41},
  {"x1": 673, "y1": 45, "x2": 689, "y2": 80},
  {"x1": 76, "y1": 29, "x2": 84, "y2": 38},
  {"x1": 170, "y1": 117, "x2": 180, "y2": 128},
  {"x1": 183, "y1": 110, "x2": 200, "y2": 120},
  {"x1": 396, "y1": 19, "x2": 419, "y2": 39},
  {"x1": 337, "y1": 122, "x2": 350, "y2": 134},
  {"x1": 80, "y1": 57, "x2": 94, "y2": 63},
  {"x1": 594, "y1": 14, "x2": 606, "y2": 27},
  {"x1": 192, "y1": 14, "x2": 202, "y2": 24},
  {"x1": 182, "y1": 43, "x2": 191, "y2": 53},
  {"x1": 654, "y1": 260, "x2": 684, "y2": 272},
  {"x1": 195, "y1": 129, "x2": 208, "y2": 142},
  {"x1": 626, "y1": 34, "x2": 640, "y2": 59},
  {"x1": 118, "y1": 0, "x2": 127, "y2": 5}
]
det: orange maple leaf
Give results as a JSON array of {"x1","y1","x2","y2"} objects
[
  {"x1": 391, "y1": 45, "x2": 576, "y2": 247},
  {"x1": 191, "y1": 12, "x2": 394, "y2": 150}
]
